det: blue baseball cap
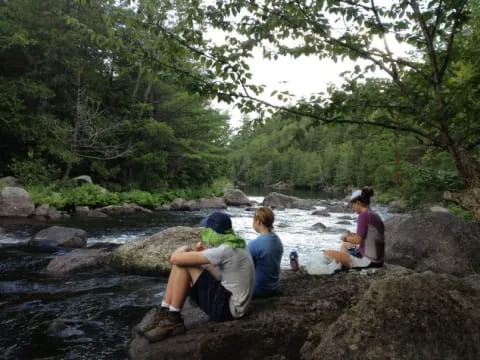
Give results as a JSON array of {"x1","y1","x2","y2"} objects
[{"x1": 200, "y1": 211, "x2": 232, "y2": 234}]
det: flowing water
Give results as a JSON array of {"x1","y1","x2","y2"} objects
[{"x1": 0, "y1": 192, "x2": 391, "y2": 359}]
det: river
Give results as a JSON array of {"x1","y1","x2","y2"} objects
[{"x1": 0, "y1": 191, "x2": 391, "y2": 359}]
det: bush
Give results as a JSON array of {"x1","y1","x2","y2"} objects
[
  {"x1": 26, "y1": 177, "x2": 232, "y2": 209},
  {"x1": 10, "y1": 159, "x2": 61, "y2": 185}
]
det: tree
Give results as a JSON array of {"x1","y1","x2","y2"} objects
[{"x1": 189, "y1": 0, "x2": 479, "y2": 218}]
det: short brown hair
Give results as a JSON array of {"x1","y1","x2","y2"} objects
[{"x1": 254, "y1": 207, "x2": 275, "y2": 230}]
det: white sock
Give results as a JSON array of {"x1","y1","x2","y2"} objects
[
  {"x1": 161, "y1": 301, "x2": 170, "y2": 309},
  {"x1": 169, "y1": 305, "x2": 181, "y2": 312}
]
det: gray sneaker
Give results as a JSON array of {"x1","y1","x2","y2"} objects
[
  {"x1": 136, "y1": 306, "x2": 168, "y2": 335},
  {"x1": 143, "y1": 311, "x2": 185, "y2": 343}
]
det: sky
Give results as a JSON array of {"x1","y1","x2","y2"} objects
[
  {"x1": 210, "y1": 51, "x2": 364, "y2": 129},
  {"x1": 205, "y1": 5, "x2": 412, "y2": 130}
]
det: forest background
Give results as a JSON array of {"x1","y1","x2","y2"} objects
[{"x1": 0, "y1": 0, "x2": 479, "y2": 219}]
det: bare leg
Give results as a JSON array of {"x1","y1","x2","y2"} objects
[
  {"x1": 163, "y1": 264, "x2": 181, "y2": 306},
  {"x1": 164, "y1": 265, "x2": 205, "y2": 310},
  {"x1": 324, "y1": 250, "x2": 352, "y2": 267}
]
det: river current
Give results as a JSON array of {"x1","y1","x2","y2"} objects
[{"x1": 0, "y1": 192, "x2": 390, "y2": 359}]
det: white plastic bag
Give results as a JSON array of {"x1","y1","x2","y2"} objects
[{"x1": 306, "y1": 252, "x2": 342, "y2": 275}]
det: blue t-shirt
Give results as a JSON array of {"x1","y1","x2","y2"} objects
[{"x1": 248, "y1": 232, "x2": 284, "y2": 297}]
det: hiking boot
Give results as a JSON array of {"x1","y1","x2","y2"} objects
[
  {"x1": 136, "y1": 306, "x2": 168, "y2": 335},
  {"x1": 143, "y1": 311, "x2": 185, "y2": 343}
]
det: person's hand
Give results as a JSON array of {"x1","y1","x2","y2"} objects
[
  {"x1": 341, "y1": 231, "x2": 352, "y2": 242},
  {"x1": 173, "y1": 245, "x2": 190, "y2": 255}
]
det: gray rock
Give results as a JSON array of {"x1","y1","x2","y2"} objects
[
  {"x1": 72, "y1": 175, "x2": 93, "y2": 184},
  {"x1": 34, "y1": 204, "x2": 50, "y2": 216},
  {"x1": 129, "y1": 269, "x2": 480, "y2": 360},
  {"x1": 223, "y1": 189, "x2": 252, "y2": 206},
  {"x1": 324, "y1": 203, "x2": 354, "y2": 213},
  {"x1": 388, "y1": 199, "x2": 408, "y2": 213},
  {"x1": 75, "y1": 206, "x2": 90, "y2": 215},
  {"x1": 185, "y1": 197, "x2": 227, "y2": 210},
  {"x1": 47, "y1": 207, "x2": 62, "y2": 220},
  {"x1": 312, "y1": 210, "x2": 330, "y2": 217},
  {"x1": 0, "y1": 176, "x2": 19, "y2": 187},
  {"x1": 30, "y1": 226, "x2": 87, "y2": 248},
  {"x1": 262, "y1": 192, "x2": 314, "y2": 210},
  {"x1": 429, "y1": 205, "x2": 450, "y2": 213},
  {"x1": 0, "y1": 226, "x2": 4, "y2": 235},
  {"x1": 170, "y1": 198, "x2": 188, "y2": 210},
  {"x1": 335, "y1": 220, "x2": 352, "y2": 225},
  {"x1": 44, "y1": 318, "x2": 103, "y2": 339},
  {"x1": 87, "y1": 210, "x2": 108, "y2": 218},
  {"x1": 385, "y1": 213, "x2": 480, "y2": 276},
  {"x1": 74, "y1": 206, "x2": 108, "y2": 218},
  {"x1": 155, "y1": 204, "x2": 171, "y2": 211},
  {"x1": 111, "y1": 226, "x2": 202, "y2": 275},
  {"x1": 311, "y1": 222, "x2": 327, "y2": 231},
  {"x1": 46, "y1": 248, "x2": 112, "y2": 275},
  {"x1": 302, "y1": 272, "x2": 480, "y2": 360},
  {"x1": 338, "y1": 215, "x2": 355, "y2": 220},
  {"x1": 97, "y1": 203, "x2": 152, "y2": 215},
  {"x1": 0, "y1": 186, "x2": 35, "y2": 217}
]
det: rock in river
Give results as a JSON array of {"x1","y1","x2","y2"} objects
[
  {"x1": 223, "y1": 189, "x2": 252, "y2": 206},
  {"x1": 111, "y1": 226, "x2": 202, "y2": 275},
  {"x1": 262, "y1": 192, "x2": 314, "y2": 210},
  {"x1": 47, "y1": 248, "x2": 113, "y2": 275},
  {"x1": 29, "y1": 226, "x2": 87, "y2": 249}
]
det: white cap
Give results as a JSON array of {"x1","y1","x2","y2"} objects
[{"x1": 349, "y1": 189, "x2": 362, "y2": 202}]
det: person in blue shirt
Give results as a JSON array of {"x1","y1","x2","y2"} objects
[{"x1": 248, "y1": 207, "x2": 284, "y2": 298}]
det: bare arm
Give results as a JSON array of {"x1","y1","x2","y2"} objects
[
  {"x1": 341, "y1": 233, "x2": 363, "y2": 244},
  {"x1": 170, "y1": 246, "x2": 211, "y2": 266}
]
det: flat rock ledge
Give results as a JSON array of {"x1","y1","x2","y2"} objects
[{"x1": 129, "y1": 266, "x2": 480, "y2": 360}]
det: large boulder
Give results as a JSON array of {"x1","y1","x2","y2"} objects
[
  {"x1": 223, "y1": 189, "x2": 251, "y2": 206},
  {"x1": 183, "y1": 197, "x2": 227, "y2": 211},
  {"x1": 0, "y1": 186, "x2": 34, "y2": 217},
  {"x1": 385, "y1": 213, "x2": 480, "y2": 276},
  {"x1": 262, "y1": 192, "x2": 314, "y2": 210},
  {"x1": 97, "y1": 203, "x2": 152, "y2": 215},
  {"x1": 111, "y1": 226, "x2": 202, "y2": 275},
  {"x1": 301, "y1": 272, "x2": 480, "y2": 360},
  {"x1": 29, "y1": 226, "x2": 87, "y2": 248},
  {"x1": 129, "y1": 267, "x2": 480, "y2": 360},
  {"x1": 46, "y1": 248, "x2": 113, "y2": 275},
  {"x1": 0, "y1": 176, "x2": 19, "y2": 187}
]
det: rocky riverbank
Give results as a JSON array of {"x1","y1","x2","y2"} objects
[
  {"x1": 129, "y1": 267, "x2": 480, "y2": 360},
  {"x1": 124, "y1": 212, "x2": 480, "y2": 359}
]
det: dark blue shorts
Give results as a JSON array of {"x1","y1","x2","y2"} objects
[{"x1": 189, "y1": 270, "x2": 234, "y2": 322}]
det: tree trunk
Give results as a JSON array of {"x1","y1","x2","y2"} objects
[
  {"x1": 446, "y1": 150, "x2": 480, "y2": 222},
  {"x1": 63, "y1": 162, "x2": 72, "y2": 180},
  {"x1": 452, "y1": 151, "x2": 480, "y2": 189}
]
